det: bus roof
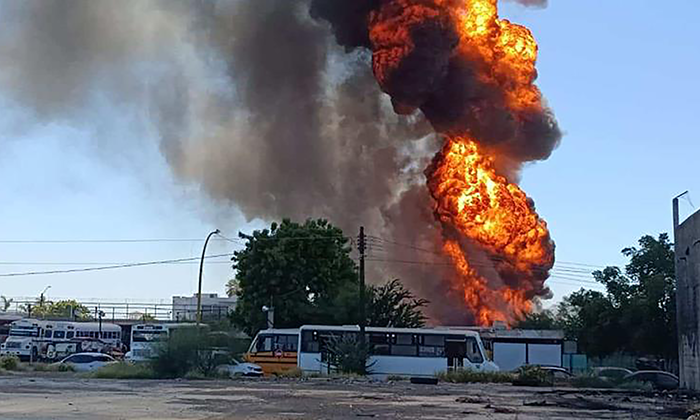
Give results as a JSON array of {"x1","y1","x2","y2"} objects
[
  {"x1": 256, "y1": 328, "x2": 299, "y2": 336},
  {"x1": 298, "y1": 325, "x2": 481, "y2": 337}
]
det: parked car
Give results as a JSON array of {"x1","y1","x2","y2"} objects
[
  {"x1": 53, "y1": 352, "x2": 117, "y2": 372},
  {"x1": 592, "y1": 367, "x2": 633, "y2": 383},
  {"x1": 623, "y1": 370, "x2": 679, "y2": 390},
  {"x1": 216, "y1": 359, "x2": 263, "y2": 377}
]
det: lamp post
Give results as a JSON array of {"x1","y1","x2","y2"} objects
[
  {"x1": 197, "y1": 229, "x2": 220, "y2": 325},
  {"x1": 39, "y1": 285, "x2": 51, "y2": 308}
]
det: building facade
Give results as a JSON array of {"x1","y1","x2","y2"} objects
[
  {"x1": 171, "y1": 293, "x2": 237, "y2": 322},
  {"x1": 674, "y1": 203, "x2": 700, "y2": 390}
]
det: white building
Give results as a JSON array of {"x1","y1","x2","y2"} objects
[{"x1": 171, "y1": 293, "x2": 237, "y2": 321}]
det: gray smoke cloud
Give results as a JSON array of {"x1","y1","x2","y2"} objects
[{"x1": 0, "y1": 0, "x2": 454, "y2": 319}]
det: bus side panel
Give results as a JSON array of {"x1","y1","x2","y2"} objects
[
  {"x1": 369, "y1": 356, "x2": 447, "y2": 377},
  {"x1": 245, "y1": 352, "x2": 298, "y2": 376},
  {"x1": 298, "y1": 352, "x2": 322, "y2": 374}
]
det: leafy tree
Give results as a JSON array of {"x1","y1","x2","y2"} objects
[
  {"x1": 225, "y1": 279, "x2": 239, "y2": 298},
  {"x1": 0, "y1": 296, "x2": 12, "y2": 312},
  {"x1": 366, "y1": 279, "x2": 428, "y2": 328},
  {"x1": 26, "y1": 300, "x2": 91, "y2": 320},
  {"x1": 319, "y1": 279, "x2": 429, "y2": 328},
  {"x1": 514, "y1": 309, "x2": 559, "y2": 330},
  {"x1": 554, "y1": 233, "x2": 677, "y2": 360},
  {"x1": 230, "y1": 219, "x2": 357, "y2": 335},
  {"x1": 230, "y1": 219, "x2": 430, "y2": 335}
]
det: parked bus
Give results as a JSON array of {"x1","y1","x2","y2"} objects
[
  {"x1": 298, "y1": 325, "x2": 498, "y2": 377},
  {"x1": 0, "y1": 319, "x2": 122, "y2": 361},
  {"x1": 127, "y1": 323, "x2": 202, "y2": 362},
  {"x1": 0, "y1": 318, "x2": 42, "y2": 360},
  {"x1": 244, "y1": 328, "x2": 299, "y2": 375}
]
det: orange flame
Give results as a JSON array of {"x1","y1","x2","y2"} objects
[
  {"x1": 454, "y1": 0, "x2": 540, "y2": 111},
  {"x1": 367, "y1": 0, "x2": 555, "y2": 325},
  {"x1": 429, "y1": 137, "x2": 552, "y2": 324}
]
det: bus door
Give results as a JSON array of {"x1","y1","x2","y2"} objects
[{"x1": 445, "y1": 339, "x2": 467, "y2": 370}]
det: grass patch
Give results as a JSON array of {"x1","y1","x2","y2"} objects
[
  {"x1": 511, "y1": 365, "x2": 552, "y2": 387},
  {"x1": 617, "y1": 380, "x2": 654, "y2": 392},
  {"x1": 90, "y1": 363, "x2": 155, "y2": 379},
  {"x1": 30, "y1": 363, "x2": 74, "y2": 373},
  {"x1": 276, "y1": 367, "x2": 303, "y2": 379},
  {"x1": 571, "y1": 373, "x2": 615, "y2": 389},
  {"x1": 437, "y1": 369, "x2": 514, "y2": 384}
]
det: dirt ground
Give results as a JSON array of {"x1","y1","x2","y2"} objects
[{"x1": 0, "y1": 374, "x2": 695, "y2": 420}]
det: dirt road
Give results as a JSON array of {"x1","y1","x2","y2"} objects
[{"x1": 0, "y1": 375, "x2": 693, "y2": 419}]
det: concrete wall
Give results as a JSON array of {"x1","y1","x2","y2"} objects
[{"x1": 675, "y1": 208, "x2": 700, "y2": 390}]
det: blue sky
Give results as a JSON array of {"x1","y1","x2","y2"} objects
[{"x1": 0, "y1": 1, "x2": 698, "y2": 307}]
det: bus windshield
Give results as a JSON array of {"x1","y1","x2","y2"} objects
[{"x1": 132, "y1": 330, "x2": 168, "y2": 342}]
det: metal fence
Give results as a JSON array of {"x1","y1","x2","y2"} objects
[{"x1": 3, "y1": 300, "x2": 233, "y2": 322}]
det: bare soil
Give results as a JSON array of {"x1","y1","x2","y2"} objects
[{"x1": 0, "y1": 373, "x2": 695, "y2": 419}]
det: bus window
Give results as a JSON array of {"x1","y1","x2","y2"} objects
[
  {"x1": 369, "y1": 333, "x2": 390, "y2": 355},
  {"x1": 54, "y1": 331, "x2": 65, "y2": 339},
  {"x1": 44, "y1": 330, "x2": 53, "y2": 338},
  {"x1": 301, "y1": 331, "x2": 319, "y2": 352},
  {"x1": 256, "y1": 335, "x2": 273, "y2": 352},
  {"x1": 391, "y1": 334, "x2": 417, "y2": 356},
  {"x1": 67, "y1": 331, "x2": 74, "y2": 339},
  {"x1": 278, "y1": 335, "x2": 298, "y2": 352},
  {"x1": 465, "y1": 337, "x2": 484, "y2": 363}
]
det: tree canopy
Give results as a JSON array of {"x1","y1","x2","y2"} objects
[
  {"x1": 230, "y1": 219, "x2": 428, "y2": 335},
  {"x1": 230, "y1": 219, "x2": 358, "y2": 335},
  {"x1": 27, "y1": 299, "x2": 92, "y2": 320},
  {"x1": 516, "y1": 233, "x2": 677, "y2": 359}
]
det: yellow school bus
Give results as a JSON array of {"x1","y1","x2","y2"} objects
[{"x1": 244, "y1": 328, "x2": 299, "y2": 375}]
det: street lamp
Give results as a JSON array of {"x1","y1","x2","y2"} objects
[
  {"x1": 197, "y1": 229, "x2": 220, "y2": 325},
  {"x1": 39, "y1": 285, "x2": 51, "y2": 308}
]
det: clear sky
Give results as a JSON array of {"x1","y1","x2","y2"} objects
[{"x1": 0, "y1": 1, "x2": 698, "y2": 307}]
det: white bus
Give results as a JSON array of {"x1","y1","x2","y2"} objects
[
  {"x1": 128, "y1": 323, "x2": 200, "y2": 362},
  {"x1": 0, "y1": 319, "x2": 123, "y2": 361},
  {"x1": 298, "y1": 325, "x2": 498, "y2": 377},
  {"x1": 0, "y1": 318, "x2": 42, "y2": 360}
]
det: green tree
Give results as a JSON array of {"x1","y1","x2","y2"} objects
[
  {"x1": 225, "y1": 279, "x2": 239, "y2": 298},
  {"x1": 554, "y1": 233, "x2": 676, "y2": 360},
  {"x1": 230, "y1": 219, "x2": 357, "y2": 335},
  {"x1": 0, "y1": 296, "x2": 13, "y2": 312},
  {"x1": 366, "y1": 279, "x2": 428, "y2": 328},
  {"x1": 319, "y1": 279, "x2": 429, "y2": 328},
  {"x1": 514, "y1": 309, "x2": 559, "y2": 330},
  {"x1": 27, "y1": 300, "x2": 91, "y2": 320}
]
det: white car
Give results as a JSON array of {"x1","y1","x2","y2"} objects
[
  {"x1": 54, "y1": 352, "x2": 117, "y2": 372},
  {"x1": 217, "y1": 359, "x2": 263, "y2": 377}
]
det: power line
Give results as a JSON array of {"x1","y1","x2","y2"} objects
[{"x1": 0, "y1": 253, "x2": 232, "y2": 278}]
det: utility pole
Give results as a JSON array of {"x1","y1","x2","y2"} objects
[
  {"x1": 197, "y1": 229, "x2": 220, "y2": 325},
  {"x1": 358, "y1": 226, "x2": 366, "y2": 344}
]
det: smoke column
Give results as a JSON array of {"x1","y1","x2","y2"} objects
[{"x1": 0, "y1": 0, "x2": 559, "y2": 325}]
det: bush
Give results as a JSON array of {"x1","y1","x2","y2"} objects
[
  {"x1": 0, "y1": 355, "x2": 19, "y2": 371},
  {"x1": 387, "y1": 375, "x2": 407, "y2": 382},
  {"x1": 512, "y1": 365, "x2": 552, "y2": 387},
  {"x1": 150, "y1": 327, "x2": 232, "y2": 378},
  {"x1": 437, "y1": 369, "x2": 513, "y2": 384},
  {"x1": 91, "y1": 363, "x2": 154, "y2": 379},
  {"x1": 324, "y1": 334, "x2": 373, "y2": 375}
]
